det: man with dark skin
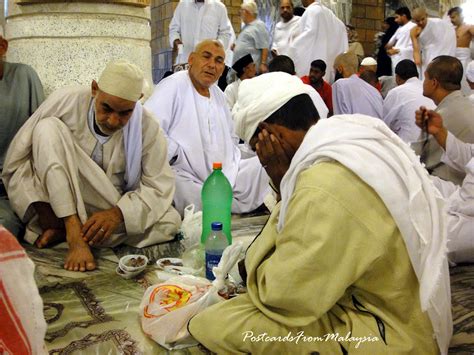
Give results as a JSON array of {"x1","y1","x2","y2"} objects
[{"x1": 300, "y1": 59, "x2": 333, "y2": 116}]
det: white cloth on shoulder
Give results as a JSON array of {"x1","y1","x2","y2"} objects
[
  {"x1": 233, "y1": 72, "x2": 328, "y2": 143},
  {"x1": 279, "y1": 114, "x2": 452, "y2": 354}
]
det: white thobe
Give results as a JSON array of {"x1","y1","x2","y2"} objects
[
  {"x1": 431, "y1": 132, "x2": 474, "y2": 263},
  {"x1": 271, "y1": 16, "x2": 301, "y2": 57},
  {"x1": 224, "y1": 78, "x2": 240, "y2": 110},
  {"x1": 418, "y1": 18, "x2": 456, "y2": 79},
  {"x1": 387, "y1": 21, "x2": 417, "y2": 73},
  {"x1": 455, "y1": 47, "x2": 473, "y2": 96},
  {"x1": 144, "y1": 71, "x2": 269, "y2": 214},
  {"x1": 383, "y1": 77, "x2": 436, "y2": 143},
  {"x1": 290, "y1": 1, "x2": 348, "y2": 83},
  {"x1": 332, "y1": 74, "x2": 383, "y2": 118},
  {"x1": 169, "y1": 0, "x2": 232, "y2": 64},
  {"x1": 2, "y1": 86, "x2": 181, "y2": 247}
]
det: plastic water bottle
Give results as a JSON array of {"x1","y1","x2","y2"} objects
[
  {"x1": 205, "y1": 222, "x2": 229, "y2": 280},
  {"x1": 201, "y1": 162, "x2": 233, "y2": 245}
]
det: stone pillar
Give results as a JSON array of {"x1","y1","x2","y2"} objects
[
  {"x1": 5, "y1": 0, "x2": 152, "y2": 96},
  {"x1": 351, "y1": 0, "x2": 385, "y2": 57}
]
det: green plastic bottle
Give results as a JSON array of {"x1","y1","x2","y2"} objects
[{"x1": 201, "y1": 162, "x2": 233, "y2": 245}]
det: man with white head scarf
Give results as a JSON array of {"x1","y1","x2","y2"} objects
[
  {"x1": 188, "y1": 71, "x2": 452, "y2": 354},
  {"x1": 2, "y1": 60, "x2": 181, "y2": 272}
]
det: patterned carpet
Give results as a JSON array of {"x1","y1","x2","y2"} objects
[{"x1": 25, "y1": 214, "x2": 473, "y2": 354}]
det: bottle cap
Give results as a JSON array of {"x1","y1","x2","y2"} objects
[
  {"x1": 211, "y1": 222, "x2": 223, "y2": 231},
  {"x1": 213, "y1": 162, "x2": 222, "y2": 170}
]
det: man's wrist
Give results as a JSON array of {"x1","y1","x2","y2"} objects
[{"x1": 112, "y1": 206, "x2": 124, "y2": 222}]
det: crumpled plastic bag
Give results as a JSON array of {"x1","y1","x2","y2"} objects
[
  {"x1": 139, "y1": 242, "x2": 243, "y2": 350},
  {"x1": 180, "y1": 204, "x2": 202, "y2": 249}
]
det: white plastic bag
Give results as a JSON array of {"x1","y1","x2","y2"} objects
[
  {"x1": 180, "y1": 204, "x2": 202, "y2": 249},
  {"x1": 140, "y1": 242, "x2": 243, "y2": 350}
]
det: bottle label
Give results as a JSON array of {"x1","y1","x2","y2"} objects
[{"x1": 205, "y1": 252, "x2": 222, "y2": 280}]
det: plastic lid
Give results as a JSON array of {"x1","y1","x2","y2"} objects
[
  {"x1": 213, "y1": 162, "x2": 222, "y2": 170},
  {"x1": 211, "y1": 222, "x2": 223, "y2": 231}
]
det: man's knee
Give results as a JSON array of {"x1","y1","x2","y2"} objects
[{"x1": 32, "y1": 117, "x2": 70, "y2": 145}]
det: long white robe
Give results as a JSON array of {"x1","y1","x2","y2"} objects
[
  {"x1": 332, "y1": 74, "x2": 383, "y2": 118},
  {"x1": 455, "y1": 47, "x2": 473, "y2": 96},
  {"x1": 418, "y1": 18, "x2": 456, "y2": 79},
  {"x1": 169, "y1": 0, "x2": 232, "y2": 64},
  {"x1": 431, "y1": 132, "x2": 474, "y2": 263},
  {"x1": 271, "y1": 16, "x2": 301, "y2": 57},
  {"x1": 224, "y1": 78, "x2": 240, "y2": 110},
  {"x1": 290, "y1": 1, "x2": 348, "y2": 83},
  {"x1": 383, "y1": 77, "x2": 436, "y2": 143},
  {"x1": 144, "y1": 71, "x2": 269, "y2": 214},
  {"x1": 387, "y1": 21, "x2": 417, "y2": 73},
  {"x1": 2, "y1": 86, "x2": 181, "y2": 247}
]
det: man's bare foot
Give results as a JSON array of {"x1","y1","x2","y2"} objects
[
  {"x1": 64, "y1": 243, "x2": 96, "y2": 272},
  {"x1": 35, "y1": 228, "x2": 66, "y2": 249},
  {"x1": 63, "y1": 214, "x2": 96, "y2": 272}
]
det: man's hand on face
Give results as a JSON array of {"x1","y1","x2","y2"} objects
[
  {"x1": 82, "y1": 206, "x2": 124, "y2": 247},
  {"x1": 255, "y1": 123, "x2": 291, "y2": 192}
]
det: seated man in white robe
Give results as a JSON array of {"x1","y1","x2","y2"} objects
[
  {"x1": 416, "y1": 109, "x2": 474, "y2": 263},
  {"x1": 332, "y1": 52, "x2": 383, "y2": 118},
  {"x1": 411, "y1": 8, "x2": 456, "y2": 80},
  {"x1": 224, "y1": 54, "x2": 256, "y2": 110},
  {"x1": 2, "y1": 61, "x2": 181, "y2": 272},
  {"x1": 145, "y1": 40, "x2": 269, "y2": 215},
  {"x1": 383, "y1": 59, "x2": 435, "y2": 143},
  {"x1": 188, "y1": 72, "x2": 452, "y2": 354}
]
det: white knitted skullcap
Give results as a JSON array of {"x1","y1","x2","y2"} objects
[{"x1": 98, "y1": 60, "x2": 144, "y2": 102}]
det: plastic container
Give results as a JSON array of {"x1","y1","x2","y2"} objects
[
  {"x1": 205, "y1": 222, "x2": 229, "y2": 280},
  {"x1": 201, "y1": 162, "x2": 233, "y2": 245}
]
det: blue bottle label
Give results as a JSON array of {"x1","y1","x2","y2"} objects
[{"x1": 205, "y1": 252, "x2": 222, "y2": 280}]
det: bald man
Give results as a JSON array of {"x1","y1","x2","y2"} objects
[
  {"x1": 2, "y1": 61, "x2": 181, "y2": 272},
  {"x1": 332, "y1": 52, "x2": 383, "y2": 118},
  {"x1": 411, "y1": 8, "x2": 456, "y2": 79}
]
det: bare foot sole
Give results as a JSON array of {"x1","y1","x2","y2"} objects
[
  {"x1": 35, "y1": 228, "x2": 66, "y2": 249},
  {"x1": 64, "y1": 244, "x2": 96, "y2": 272}
]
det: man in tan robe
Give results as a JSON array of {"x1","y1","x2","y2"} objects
[
  {"x1": 188, "y1": 72, "x2": 452, "y2": 354},
  {"x1": 2, "y1": 61, "x2": 181, "y2": 272}
]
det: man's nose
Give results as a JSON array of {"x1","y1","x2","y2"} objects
[{"x1": 108, "y1": 113, "x2": 120, "y2": 127}]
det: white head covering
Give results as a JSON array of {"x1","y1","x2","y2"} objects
[
  {"x1": 232, "y1": 72, "x2": 319, "y2": 143},
  {"x1": 98, "y1": 60, "x2": 144, "y2": 102},
  {"x1": 361, "y1": 57, "x2": 377, "y2": 66},
  {"x1": 466, "y1": 61, "x2": 474, "y2": 83}
]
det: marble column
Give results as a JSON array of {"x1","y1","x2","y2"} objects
[{"x1": 5, "y1": 0, "x2": 152, "y2": 96}]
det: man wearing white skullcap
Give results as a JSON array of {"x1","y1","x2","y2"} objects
[
  {"x1": 2, "y1": 60, "x2": 181, "y2": 272},
  {"x1": 189, "y1": 71, "x2": 452, "y2": 355}
]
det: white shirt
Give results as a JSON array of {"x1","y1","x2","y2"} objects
[
  {"x1": 431, "y1": 132, "x2": 474, "y2": 263},
  {"x1": 387, "y1": 21, "x2": 417, "y2": 71},
  {"x1": 224, "y1": 79, "x2": 241, "y2": 110},
  {"x1": 169, "y1": 0, "x2": 232, "y2": 64},
  {"x1": 271, "y1": 16, "x2": 301, "y2": 57},
  {"x1": 289, "y1": 1, "x2": 348, "y2": 83},
  {"x1": 383, "y1": 77, "x2": 436, "y2": 143},
  {"x1": 332, "y1": 74, "x2": 383, "y2": 118}
]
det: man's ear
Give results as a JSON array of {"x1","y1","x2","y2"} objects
[
  {"x1": 0, "y1": 38, "x2": 8, "y2": 57},
  {"x1": 91, "y1": 80, "x2": 99, "y2": 97}
]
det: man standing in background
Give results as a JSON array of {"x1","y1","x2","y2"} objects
[
  {"x1": 271, "y1": 0, "x2": 300, "y2": 58},
  {"x1": 169, "y1": 0, "x2": 232, "y2": 65},
  {"x1": 386, "y1": 7, "x2": 416, "y2": 74},
  {"x1": 448, "y1": 6, "x2": 474, "y2": 96}
]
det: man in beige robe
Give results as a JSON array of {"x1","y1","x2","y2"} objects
[
  {"x1": 188, "y1": 72, "x2": 452, "y2": 354},
  {"x1": 2, "y1": 61, "x2": 181, "y2": 272}
]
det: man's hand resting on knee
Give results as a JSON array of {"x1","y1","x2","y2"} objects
[{"x1": 82, "y1": 206, "x2": 124, "y2": 246}]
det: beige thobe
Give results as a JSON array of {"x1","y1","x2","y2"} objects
[
  {"x1": 189, "y1": 161, "x2": 438, "y2": 354},
  {"x1": 2, "y1": 86, "x2": 181, "y2": 247}
]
